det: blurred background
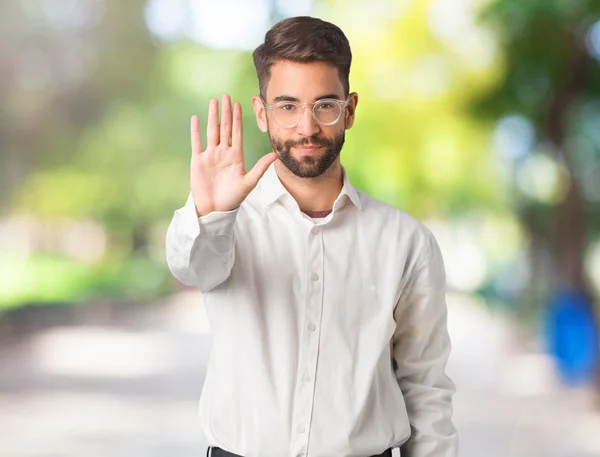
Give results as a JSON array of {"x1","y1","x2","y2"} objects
[{"x1": 1, "y1": 0, "x2": 600, "y2": 455}]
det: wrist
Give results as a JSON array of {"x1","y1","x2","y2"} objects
[{"x1": 195, "y1": 205, "x2": 213, "y2": 218}]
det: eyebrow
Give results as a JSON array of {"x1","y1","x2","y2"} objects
[{"x1": 272, "y1": 93, "x2": 342, "y2": 103}]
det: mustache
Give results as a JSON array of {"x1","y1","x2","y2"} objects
[{"x1": 285, "y1": 136, "x2": 332, "y2": 148}]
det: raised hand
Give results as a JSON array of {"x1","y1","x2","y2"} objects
[{"x1": 190, "y1": 94, "x2": 277, "y2": 217}]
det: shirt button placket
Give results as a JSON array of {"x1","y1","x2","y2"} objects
[
  {"x1": 306, "y1": 227, "x2": 325, "y2": 449},
  {"x1": 292, "y1": 227, "x2": 324, "y2": 456}
]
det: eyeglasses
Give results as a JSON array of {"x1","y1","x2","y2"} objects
[{"x1": 261, "y1": 98, "x2": 349, "y2": 129}]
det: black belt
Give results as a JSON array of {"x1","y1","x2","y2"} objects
[{"x1": 208, "y1": 446, "x2": 393, "y2": 457}]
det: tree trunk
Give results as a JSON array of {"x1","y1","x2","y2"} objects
[
  {"x1": 555, "y1": 181, "x2": 586, "y2": 290},
  {"x1": 545, "y1": 27, "x2": 600, "y2": 398}
]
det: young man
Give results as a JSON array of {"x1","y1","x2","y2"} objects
[{"x1": 166, "y1": 16, "x2": 458, "y2": 457}]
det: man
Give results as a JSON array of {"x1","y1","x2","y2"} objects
[{"x1": 166, "y1": 16, "x2": 458, "y2": 457}]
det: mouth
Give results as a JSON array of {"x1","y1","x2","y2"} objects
[{"x1": 293, "y1": 144, "x2": 324, "y2": 153}]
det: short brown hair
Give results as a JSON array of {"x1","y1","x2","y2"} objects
[{"x1": 252, "y1": 16, "x2": 352, "y2": 99}]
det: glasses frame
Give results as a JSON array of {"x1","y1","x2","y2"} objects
[{"x1": 260, "y1": 97, "x2": 349, "y2": 129}]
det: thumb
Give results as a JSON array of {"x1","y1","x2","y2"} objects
[{"x1": 245, "y1": 152, "x2": 278, "y2": 188}]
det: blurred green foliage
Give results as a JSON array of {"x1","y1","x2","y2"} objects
[
  {"x1": 474, "y1": 0, "x2": 600, "y2": 314},
  {"x1": 0, "y1": 253, "x2": 171, "y2": 308},
  {"x1": 1, "y1": 0, "x2": 599, "y2": 312}
]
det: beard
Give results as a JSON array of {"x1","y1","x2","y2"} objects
[{"x1": 269, "y1": 130, "x2": 345, "y2": 178}]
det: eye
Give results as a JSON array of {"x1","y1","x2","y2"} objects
[
  {"x1": 315, "y1": 101, "x2": 335, "y2": 110},
  {"x1": 280, "y1": 104, "x2": 297, "y2": 111}
]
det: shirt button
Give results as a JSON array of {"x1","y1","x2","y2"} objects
[
  {"x1": 302, "y1": 373, "x2": 312, "y2": 383},
  {"x1": 311, "y1": 273, "x2": 319, "y2": 281},
  {"x1": 307, "y1": 323, "x2": 316, "y2": 332},
  {"x1": 297, "y1": 425, "x2": 306, "y2": 434}
]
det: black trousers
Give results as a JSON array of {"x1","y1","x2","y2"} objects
[{"x1": 207, "y1": 446, "x2": 393, "y2": 457}]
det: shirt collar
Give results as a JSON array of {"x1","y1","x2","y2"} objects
[{"x1": 260, "y1": 162, "x2": 362, "y2": 210}]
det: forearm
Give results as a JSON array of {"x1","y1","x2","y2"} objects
[
  {"x1": 396, "y1": 321, "x2": 457, "y2": 457},
  {"x1": 393, "y1": 231, "x2": 458, "y2": 457},
  {"x1": 166, "y1": 193, "x2": 237, "y2": 291}
]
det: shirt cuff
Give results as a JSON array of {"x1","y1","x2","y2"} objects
[
  {"x1": 177, "y1": 193, "x2": 239, "y2": 239},
  {"x1": 198, "y1": 208, "x2": 239, "y2": 236}
]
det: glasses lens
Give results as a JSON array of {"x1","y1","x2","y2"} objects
[
  {"x1": 272, "y1": 103, "x2": 300, "y2": 128},
  {"x1": 270, "y1": 101, "x2": 343, "y2": 127},
  {"x1": 313, "y1": 101, "x2": 342, "y2": 124}
]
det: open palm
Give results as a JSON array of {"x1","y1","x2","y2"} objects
[{"x1": 190, "y1": 94, "x2": 277, "y2": 217}]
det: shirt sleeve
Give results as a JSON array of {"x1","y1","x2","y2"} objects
[
  {"x1": 165, "y1": 193, "x2": 238, "y2": 292},
  {"x1": 393, "y1": 230, "x2": 459, "y2": 457}
]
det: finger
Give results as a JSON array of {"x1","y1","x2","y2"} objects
[
  {"x1": 190, "y1": 115, "x2": 202, "y2": 155},
  {"x1": 232, "y1": 102, "x2": 243, "y2": 151},
  {"x1": 207, "y1": 98, "x2": 219, "y2": 149},
  {"x1": 220, "y1": 94, "x2": 232, "y2": 146},
  {"x1": 245, "y1": 152, "x2": 278, "y2": 189}
]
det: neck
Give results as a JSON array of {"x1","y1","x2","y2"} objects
[{"x1": 274, "y1": 159, "x2": 343, "y2": 212}]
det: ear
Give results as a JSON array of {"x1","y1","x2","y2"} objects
[
  {"x1": 344, "y1": 92, "x2": 359, "y2": 130},
  {"x1": 252, "y1": 96, "x2": 268, "y2": 133}
]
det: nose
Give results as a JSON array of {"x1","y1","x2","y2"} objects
[{"x1": 295, "y1": 105, "x2": 319, "y2": 137}]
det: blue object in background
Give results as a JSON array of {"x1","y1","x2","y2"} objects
[{"x1": 545, "y1": 288, "x2": 600, "y2": 386}]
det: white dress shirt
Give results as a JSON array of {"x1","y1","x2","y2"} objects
[{"x1": 166, "y1": 163, "x2": 458, "y2": 457}]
